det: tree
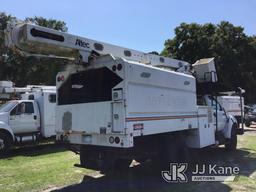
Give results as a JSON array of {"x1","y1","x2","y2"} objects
[
  {"x1": 25, "y1": 16, "x2": 68, "y2": 32},
  {"x1": 162, "y1": 21, "x2": 256, "y2": 103},
  {"x1": 0, "y1": 13, "x2": 18, "y2": 82},
  {"x1": 0, "y1": 12, "x2": 69, "y2": 86},
  {"x1": 148, "y1": 51, "x2": 159, "y2": 55},
  {"x1": 0, "y1": 12, "x2": 16, "y2": 31}
]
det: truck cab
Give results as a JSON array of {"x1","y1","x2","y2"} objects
[
  {"x1": 217, "y1": 95, "x2": 244, "y2": 125},
  {"x1": 8, "y1": 100, "x2": 40, "y2": 134},
  {"x1": 204, "y1": 95, "x2": 229, "y2": 130},
  {"x1": 202, "y1": 95, "x2": 238, "y2": 142},
  {"x1": 0, "y1": 100, "x2": 40, "y2": 150}
]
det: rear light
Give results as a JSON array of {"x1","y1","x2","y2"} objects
[
  {"x1": 109, "y1": 136, "x2": 114, "y2": 144},
  {"x1": 117, "y1": 63, "x2": 123, "y2": 71},
  {"x1": 114, "y1": 137, "x2": 120, "y2": 144},
  {"x1": 112, "y1": 65, "x2": 117, "y2": 71},
  {"x1": 57, "y1": 75, "x2": 65, "y2": 82}
]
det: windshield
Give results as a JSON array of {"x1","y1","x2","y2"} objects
[{"x1": 0, "y1": 101, "x2": 18, "y2": 112}]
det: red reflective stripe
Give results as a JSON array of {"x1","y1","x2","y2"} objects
[{"x1": 126, "y1": 114, "x2": 207, "y2": 122}]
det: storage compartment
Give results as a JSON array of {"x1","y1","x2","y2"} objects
[{"x1": 186, "y1": 106, "x2": 216, "y2": 148}]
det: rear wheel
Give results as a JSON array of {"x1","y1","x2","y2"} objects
[
  {"x1": 80, "y1": 147, "x2": 129, "y2": 172},
  {"x1": 225, "y1": 124, "x2": 237, "y2": 151},
  {"x1": 0, "y1": 132, "x2": 12, "y2": 153},
  {"x1": 245, "y1": 121, "x2": 251, "y2": 127},
  {"x1": 158, "y1": 136, "x2": 189, "y2": 168},
  {"x1": 80, "y1": 147, "x2": 98, "y2": 169},
  {"x1": 115, "y1": 159, "x2": 131, "y2": 170}
]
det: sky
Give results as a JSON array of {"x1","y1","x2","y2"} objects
[{"x1": 1, "y1": 0, "x2": 255, "y2": 53}]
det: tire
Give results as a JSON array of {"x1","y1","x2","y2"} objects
[
  {"x1": 80, "y1": 147, "x2": 98, "y2": 169},
  {"x1": 0, "y1": 132, "x2": 12, "y2": 153},
  {"x1": 158, "y1": 136, "x2": 189, "y2": 168},
  {"x1": 225, "y1": 124, "x2": 237, "y2": 151},
  {"x1": 245, "y1": 121, "x2": 251, "y2": 127},
  {"x1": 115, "y1": 159, "x2": 131, "y2": 170},
  {"x1": 100, "y1": 158, "x2": 131, "y2": 175},
  {"x1": 80, "y1": 147, "x2": 117, "y2": 172}
]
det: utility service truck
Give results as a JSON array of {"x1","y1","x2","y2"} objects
[
  {"x1": 3, "y1": 21, "x2": 241, "y2": 169},
  {"x1": 0, "y1": 81, "x2": 56, "y2": 151},
  {"x1": 217, "y1": 94, "x2": 244, "y2": 124}
]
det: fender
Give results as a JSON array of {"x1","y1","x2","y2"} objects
[
  {"x1": 0, "y1": 121, "x2": 15, "y2": 141},
  {"x1": 223, "y1": 115, "x2": 237, "y2": 139}
]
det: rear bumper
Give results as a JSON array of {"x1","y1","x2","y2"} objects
[{"x1": 57, "y1": 131, "x2": 133, "y2": 148}]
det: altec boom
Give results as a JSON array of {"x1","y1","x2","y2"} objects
[{"x1": 3, "y1": 21, "x2": 239, "y2": 170}]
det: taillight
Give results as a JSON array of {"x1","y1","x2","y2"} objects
[
  {"x1": 57, "y1": 75, "x2": 65, "y2": 82},
  {"x1": 117, "y1": 63, "x2": 123, "y2": 71}
]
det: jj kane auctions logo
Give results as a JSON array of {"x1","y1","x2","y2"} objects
[{"x1": 162, "y1": 163, "x2": 239, "y2": 182}]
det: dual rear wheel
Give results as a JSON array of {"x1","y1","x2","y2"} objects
[{"x1": 80, "y1": 147, "x2": 131, "y2": 172}]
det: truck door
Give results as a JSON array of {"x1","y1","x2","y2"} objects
[
  {"x1": 9, "y1": 101, "x2": 39, "y2": 134},
  {"x1": 204, "y1": 96, "x2": 227, "y2": 131},
  {"x1": 216, "y1": 103, "x2": 227, "y2": 130},
  {"x1": 211, "y1": 99, "x2": 227, "y2": 130}
]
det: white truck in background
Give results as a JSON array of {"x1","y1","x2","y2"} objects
[
  {"x1": 217, "y1": 95, "x2": 244, "y2": 123},
  {"x1": 0, "y1": 82, "x2": 56, "y2": 151},
  {"x1": 3, "y1": 21, "x2": 242, "y2": 170}
]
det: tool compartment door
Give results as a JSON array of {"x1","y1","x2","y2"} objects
[
  {"x1": 186, "y1": 106, "x2": 215, "y2": 148},
  {"x1": 112, "y1": 102, "x2": 125, "y2": 133}
]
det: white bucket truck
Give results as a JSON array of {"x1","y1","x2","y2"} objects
[
  {"x1": 4, "y1": 22, "x2": 240, "y2": 169},
  {"x1": 0, "y1": 82, "x2": 56, "y2": 151}
]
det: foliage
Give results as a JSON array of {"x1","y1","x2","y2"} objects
[
  {"x1": 25, "y1": 16, "x2": 68, "y2": 32},
  {"x1": 1, "y1": 11, "x2": 256, "y2": 102},
  {"x1": 0, "y1": 135, "x2": 256, "y2": 191},
  {"x1": 0, "y1": 12, "x2": 68, "y2": 86},
  {"x1": 162, "y1": 22, "x2": 256, "y2": 102},
  {"x1": 148, "y1": 51, "x2": 159, "y2": 55}
]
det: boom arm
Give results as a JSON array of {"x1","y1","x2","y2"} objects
[
  {"x1": 0, "y1": 81, "x2": 56, "y2": 100},
  {"x1": 4, "y1": 21, "x2": 190, "y2": 72}
]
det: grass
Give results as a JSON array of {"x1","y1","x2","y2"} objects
[
  {"x1": 0, "y1": 131, "x2": 256, "y2": 192},
  {"x1": 227, "y1": 134, "x2": 256, "y2": 191},
  {"x1": 156, "y1": 132, "x2": 256, "y2": 192},
  {"x1": 0, "y1": 145, "x2": 91, "y2": 192}
]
